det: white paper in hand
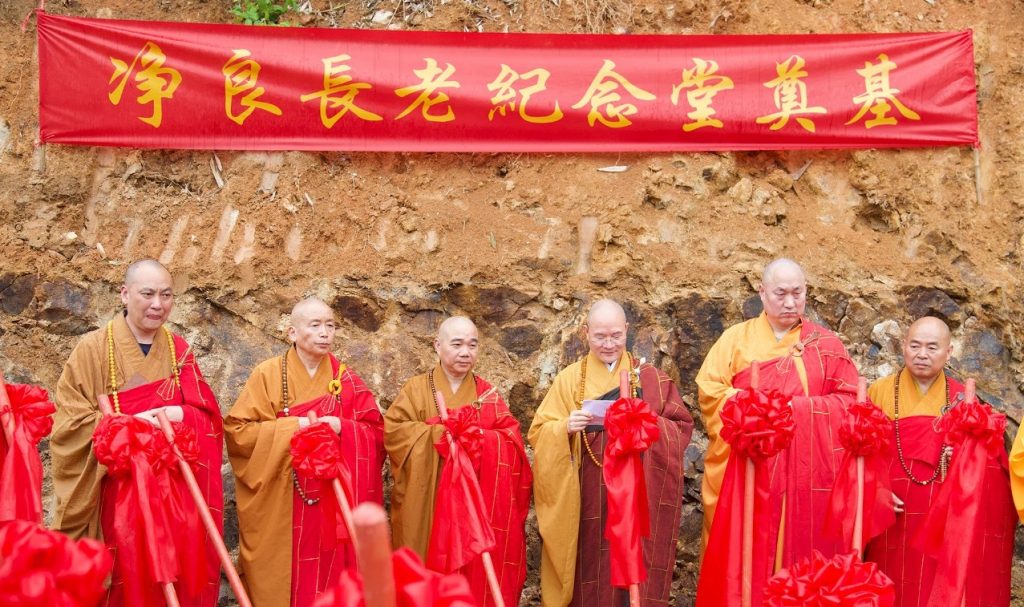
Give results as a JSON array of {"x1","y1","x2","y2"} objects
[{"x1": 581, "y1": 399, "x2": 615, "y2": 426}]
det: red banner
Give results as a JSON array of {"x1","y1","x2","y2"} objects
[{"x1": 37, "y1": 12, "x2": 977, "y2": 152}]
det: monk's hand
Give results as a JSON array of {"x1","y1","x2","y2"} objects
[
  {"x1": 133, "y1": 405, "x2": 183, "y2": 427},
  {"x1": 318, "y1": 415, "x2": 342, "y2": 434},
  {"x1": 892, "y1": 493, "x2": 905, "y2": 514},
  {"x1": 567, "y1": 410, "x2": 593, "y2": 435}
]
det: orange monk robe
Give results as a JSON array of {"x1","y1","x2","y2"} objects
[
  {"x1": 51, "y1": 313, "x2": 222, "y2": 607},
  {"x1": 865, "y1": 369, "x2": 1016, "y2": 607},
  {"x1": 224, "y1": 350, "x2": 385, "y2": 607},
  {"x1": 384, "y1": 365, "x2": 532, "y2": 607},
  {"x1": 529, "y1": 351, "x2": 693, "y2": 607}
]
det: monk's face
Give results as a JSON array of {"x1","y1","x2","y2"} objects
[
  {"x1": 903, "y1": 320, "x2": 952, "y2": 383},
  {"x1": 435, "y1": 321, "x2": 479, "y2": 379},
  {"x1": 584, "y1": 313, "x2": 628, "y2": 366},
  {"x1": 288, "y1": 303, "x2": 336, "y2": 360},
  {"x1": 759, "y1": 266, "x2": 806, "y2": 332},
  {"x1": 120, "y1": 265, "x2": 174, "y2": 337}
]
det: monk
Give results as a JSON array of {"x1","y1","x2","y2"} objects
[
  {"x1": 694, "y1": 258, "x2": 858, "y2": 606},
  {"x1": 50, "y1": 259, "x2": 222, "y2": 607},
  {"x1": 224, "y1": 297, "x2": 386, "y2": 607},
  {"x1": 385, "y1": 316, "x2": 532, "y2": 607},
  {"x1": 529, "y1": 299, "x2": 694, "y2": 607},
  {"x1": 865, "y1": 316, "x2": 1017, "y2": 607}
]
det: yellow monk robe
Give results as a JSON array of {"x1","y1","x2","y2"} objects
[
  {"x1": 529, "y1": 351, "x2": 693, "y2": 607},
  {"x1": 1013, "y1": 422, "x2": 1024, "y2": 522},
  {"x1": 865, "y1": 369, "x2": 1017, "y2": 607},
  {"x1": 384, "y1": 365, "x2": 481, "y2": 557},
  {"x1": 224, "y1": 349, "x2": 385, "y2": 607},
  {"x1": 52, "y1": 313, "x2": 197, "y2": 538}
]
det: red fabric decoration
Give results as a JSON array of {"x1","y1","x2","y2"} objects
[
  {"x1": 912, "y1": 400, "x2": 1007, "y2": 607},
  {"x1": 429, "y1": 406, "x2": 485, "y2": 469},
  {"x1": 291, "y1": 422, "x2": 344, "y2": 480},
  {"x1": 719, "y1": 387, "x2": 795, "y2": 461},
  {"x1": 0, "y1": 519, "x2": 113, "y2": 607},
  {"x1": 170, "y1": 422, "x2": 200, "y2": 466},
  {"x1": 601, "y1": 396, "x2": 660, "y2": 587},
  {"x1": 92, "y1": 414, "x2": 180, "y2": 607},
  {"x1": 290, "y1": 421, "x2": 356, "y2": 544},
  {"x1": 312, "y1": 547, "x2": 477, "y2": 607},
  {"x1": 425, "y1": 413, "x2": 496, "y2": 574},
  {"x1": 824, "y1": 399, "x2": 895, "y2": 548},
  {"x1": 766, "y1": 550, "x2": 895, "y2": 607},
  {"x1": 0, "y1": 384, "x2": 56, "y2": 523}
]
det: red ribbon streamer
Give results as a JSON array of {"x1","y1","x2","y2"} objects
[
  {"x1": 602, "y1": 396, "x2": 660, "y2": 588},
  {"x1": 92, "y1": 414, "x2": 182, "y2": 607},
  {"x1": 911, "y1": 400, "x2": 1007, "y2": 607},
  {"x1": 0, "y1": 519, "x2": 113, "y2": 607},
  {"x1": 765, "y1": 550, "x2": 895, "y2": 607},
  {"x1": 290, "y1": 422, "x2": 356, "y2": 544},
  {"x1": 0, "y1": 384, "x2": 55, "y2": 523},
  {"x1": 824, "y1": 399, "x2": 895, "y2": 547},
  {"x1": 312, "y1": 547, "x2": 477, "y2": 607}
]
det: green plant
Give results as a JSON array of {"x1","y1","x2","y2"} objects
[{"x1": 231, "y1": 0, "x2": 299, "y2": 25}]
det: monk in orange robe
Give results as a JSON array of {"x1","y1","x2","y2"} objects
[
  {"x1": 385, "y1": 316, "x2": 532, "y2": 607},
  {"x1": 695, "y1": 258, "x2": 858, "y2": 607},
  {"x1": 865, "y1": 316, "x2": 1017, "y2": 607},
  {"x1": 530, "y1": 299, "x2": 694, "y2": 607},
  {"x1": 51, "y1": 259, "x2": 223, "y2": 607},
  {"x1": 224, "y1": 297, "x2": 385, "y2": 607}
]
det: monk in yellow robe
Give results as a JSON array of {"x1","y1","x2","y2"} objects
[
  {"x1": 1013, "y1": 417, "x2": 1024, "y2": 522},
  {"x1": 51, "y1": 259, "x2": 223, "y2": 607},
  {"x1": 864, "y1": 316, "x2": 1017, "y2": 607},
  {"x1": 530, "y1": 299, "x2": 694, "y2": 607},
  {"x1": 695, "y1": 258, "x2": 857, "y2": 607},
  {"x1": 385, "y1": 316, "x2": 532, "y2": 607},
  {"x1": 224, "y1": 297, "x2": 385, "y2": 607}
]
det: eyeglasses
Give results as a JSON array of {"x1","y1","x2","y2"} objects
[{"x1": 589, "y1": 334, "x2": 625, "y2": 346}]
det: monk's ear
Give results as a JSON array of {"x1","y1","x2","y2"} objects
[
  {"x1": 119, "y1": 285, "x2": 129, "y2": 306},
  {"x1": 579, "y1": 323, "x2": 590, "y2": 343},
  {"x1": 433, "y1": 338, "x2": 441, "y2": 354},
  {"x1": 286, "y1": 326, "x2": 296, "y2": 343}
]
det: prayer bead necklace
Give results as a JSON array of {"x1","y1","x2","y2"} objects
[
  {"x1": 280, "y1": 348, "x2": 346, "y2": 507},
  {"x1": 105, "y1": 319, "x2": 179, "y2": 415},
  {"x1": 893, "y1": 367, "x2": 953, "y2": 486},
  {"x1": 576, "y1": 352, "x2": 639, "y2": 469}
]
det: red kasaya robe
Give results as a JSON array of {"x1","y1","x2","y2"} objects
[
  {"x1": 697, "y1": 319, "x2": 857, "y2": 607},
  {"x1": 101, "y1": 335, "x2": 223, "y2": 607},
  {"x1": 865, "y1": 374, "x2": 1017, "y2": 607}
]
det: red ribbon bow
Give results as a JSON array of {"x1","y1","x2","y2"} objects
[
  {"x1": 937, "y1": 399, "x2": 1006, "y2": 455},
  {"x1": 838, "y1": 400, "x2": 891, "y2": 456},
  {"x1": 312, "y1": 547, "x2": 477, "y2": 607},
  {"x1": 290, "y1": 422, "x2": 356, "y2": 544},
  {"x1": 766, "y1": 550, "x2": 895, "y2": 607},
  {"x1": 602, "y1": 396, "x2": 660, "y2": 588},
  {"x1": 720, "y1": 387, "x2": 795, "y2": 461},
  {"x1": 428, "y1": 406, "x2": 485, "y2": 468},
  {"x1": 0, "y1": 519, "x2": 113, "y2": 607},
  {"x1": 0, "y1": 384, "x2": 56, "y2": 523}
]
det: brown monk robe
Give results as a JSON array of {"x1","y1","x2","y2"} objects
[
  {"x1": 384, "y1": 316, "x2": 532, "y2": 607},
  {"x1": 225, "y1": 298, "x2": 386, "y2": 607},
  {"x1": 529, "y1": 299, "x2": 694, "y2": 607},
  {"x1": 50, "y1": 259, "x2": 222, "y2": 607}
]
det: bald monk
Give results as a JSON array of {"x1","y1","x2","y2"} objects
[
  {"x1": 385, "y1": 316, "x2": 532, "y2": 607},
  {"x1": 50, "y1": 259, "x2": 222, "y2": 607},
  {"x1": 695, "y1": 258, "x2": 858, "y2": 606},
  {"x1": 224, "y1": 298, "x2": 385, "y2": 607},
  {"x1": 865, "y1": 316, "x2": 1017, "y2": 607},
  {"x1": 529, "y1": 299, "x2": 694, "y2": 607}
]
